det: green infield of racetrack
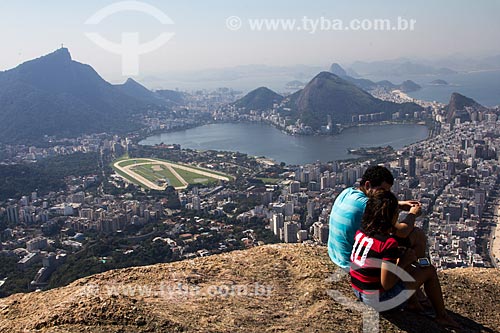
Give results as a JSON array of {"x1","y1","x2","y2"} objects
[
  {"x1": 113, "y1": 168, "x2": 150, "y2": 189},
  {"x1": 171, "y1": 167, "x2": 218, "y2": 185},
  {"x1": 113, "y1": 157, "x2": 231, "y2": 189},
  {"x1": 130, "y1": 164, "x2": 185, "y2": 188}
]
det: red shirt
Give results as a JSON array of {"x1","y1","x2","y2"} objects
[{"x1": 350, "y1": 229, "x2": 399, "y2": 294}]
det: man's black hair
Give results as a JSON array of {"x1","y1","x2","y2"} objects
[{"x1": 360, "y1": 166, "x2": 394, "y2": 187}]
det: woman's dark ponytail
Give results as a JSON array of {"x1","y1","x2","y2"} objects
[{"x1": 362, "y1": 189, "x2": 399, "y2": 236}]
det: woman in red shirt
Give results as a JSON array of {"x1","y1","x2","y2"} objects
[{"x1": 350, "y1": 189, "x2": 460, "y2": 329}]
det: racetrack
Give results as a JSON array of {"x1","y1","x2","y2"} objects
[{"x1": 113, "y1": 158, "x2": 230, "y2": 190}]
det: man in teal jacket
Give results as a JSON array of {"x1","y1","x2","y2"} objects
[{"x1": 328, "y1": 165, "x2": 424, "y2": 272}]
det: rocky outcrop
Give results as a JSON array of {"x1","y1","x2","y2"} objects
[{"x1": 0, "y1": 244, "x2": 498, "y2": 332}]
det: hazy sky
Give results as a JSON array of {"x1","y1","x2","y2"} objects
[{"x1": 0, "y1": 0, "x2": 499, "y2": 82}]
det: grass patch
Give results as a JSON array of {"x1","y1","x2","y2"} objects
[
  {"x1": 157, "y1": 169, "x2": 185, "y2": 188},
  {"x1": 172, "y1": 167, "x2": 218, "y2": 185},
  {"x1": 174, "y1": 163, "x2": 230, "y2": 178},
  {"x1": 129, "y1": 166, "x2": 160, "y2": 185},
  {"x1": 131, "y1": 165, "x2": 185, "y2": 188},
  {"x1": 113, "y1": 168, "x2": 149, "y2": 189}
]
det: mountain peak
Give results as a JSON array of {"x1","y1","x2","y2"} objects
[
  {"x1": 45, "y1": 47, "x2": 72, "y2": 63},
  {"x1": 450, "y1": 92, "x2": 474, "y2": 101},
  {"x1": 14, "y1": 47, "x2": 73, "y2": 71},
  {"x1": 446, "y1": 92, "x2": 486, "y2": 122},
  {"x1": 288, "y1": 71, "x2": 422, "y2": 129},
  {"x1": 124, "y1": 77, "x2": 139, "y2": 85},
  {"x1": 313, "y1": 71, "x2": 345, "y2": 82},
  {"x1": 329, "y1": 63, "x2": 347, "y2": 77},
  {"x1": 115, "y1": 78, "x2": 163, "y2": 105},
  {"x1": 233, "y1": 86, "x2": 283, "y2": 112},
  {"x1": 0, "y1": 48, "x2": 145, "y2": 143},
  {"x1": 122, "y1": 78, "x2": 145, "y2": 88},
  {"x1": 447, "y1": 92, "x2": 485, "y2": 111}
]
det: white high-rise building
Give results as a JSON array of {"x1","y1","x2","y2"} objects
[{"x1": 271, "y1": 213, "x2": 284, "y2": 236}]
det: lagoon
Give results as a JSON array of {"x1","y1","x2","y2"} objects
[{"x1": 139, "y1": 123, "x2": 429, "y2": 165}]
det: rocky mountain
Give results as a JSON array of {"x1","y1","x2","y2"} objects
[
  {"x1": 398, "y1": 80, "x2": 421, "y2": 92},
  {"x1": 233, "y1": 87, "x2": 283, "y2": 112},
  {"x1": 329, "y1": 63, "x2": 347, "y2": 77},
  {"x1": 287, "y1": 72, "x2": 421, "y2": 129},
  {"x1": 0, "y1": 244, "x2": 498, "y2": 332},
  {"x1": 0, "y1": 48, "x2": 151, "y2": 143},
  {"x1": 329, "y1": 63, "x2": 421, "y2": 92},
  {"x1": 114, "y1": 78, "x2": 163, "y2": 105},
  {"x1": 445, "y1": 92, "x2": 488, "y2": 123}
]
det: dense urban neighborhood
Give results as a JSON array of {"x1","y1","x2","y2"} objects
[{"x1": 1, "y1": 85, "x2": 499, "y2": 297}]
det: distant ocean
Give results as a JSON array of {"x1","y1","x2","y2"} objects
[
  {"x1": 143, "y1": 69, "x2": 500, "y2": 107},
  {"x1": 365, "y1": 69, "x2": 500, "y2": 107}
]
